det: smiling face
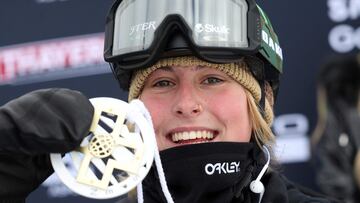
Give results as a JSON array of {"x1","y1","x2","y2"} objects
[{"x1": 139, "y1": 65, "x2": 252, "y2": 151}]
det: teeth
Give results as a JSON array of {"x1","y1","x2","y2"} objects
[{"x1": 171, "y1": 131, "x2": 214, "y2": 142}]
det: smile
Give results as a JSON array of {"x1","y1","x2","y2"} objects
[{"x1": 171, "y1": 130, "x2": 216, "y2": 144}]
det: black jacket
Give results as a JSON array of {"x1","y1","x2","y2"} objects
[
  {"x1": 313, "y1": 106, "x2": 360, "y2": 203},
  {"x1": 262, "y1": 171, "x2": 337, "y2": 203},
  {"x1": 0, "y1": 88, "x2": 94, "y2": 203},
  {"x1": 143, "y1": 168, "x2": 340, "y2": 203},
  {"x1": 142, "y1": 143, "x2": 338, "y2": 203}
]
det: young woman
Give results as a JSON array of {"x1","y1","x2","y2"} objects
[
  {"x1": 103, "y1": 0, "x2": 335, "y2": 202},
  {"x1": 0, "y1": 0, "x2": 335, "y2": 202}
]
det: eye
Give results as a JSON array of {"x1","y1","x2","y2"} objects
[
  {"x1": 202, "y1": 76, "x2": 224, "y2": 85},
  {"x1": 153, "y1": 80, "x2": 175, "y2": 87}
]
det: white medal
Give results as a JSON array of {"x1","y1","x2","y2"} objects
[{"x1": 50, "y1": 98, "x2": 156, "y2": 199}]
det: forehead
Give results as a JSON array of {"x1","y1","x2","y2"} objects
[{"x1": 151, "y1": 65, "x2": 217, "y2": 73}]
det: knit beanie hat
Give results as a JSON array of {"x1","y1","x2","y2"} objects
[{"x1": 128, "y1": 56, "x2": 274, "y2": 125}]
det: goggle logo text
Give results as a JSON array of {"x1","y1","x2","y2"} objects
[
  {"x1": 195, "y1": 23, "x2": 230, "y2": 34},
  {"x1": 129, "y1": 21, "x2": 156, "y2": 36}
]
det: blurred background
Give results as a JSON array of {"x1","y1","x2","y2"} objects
[{"x1": 0, "y1": 0, "x2": 359, "y2": 202}]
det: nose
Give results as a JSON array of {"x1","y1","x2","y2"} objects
[
  {"x1": 175, "y1": 103, "x2": 203, "y2": 116},
  {"x1": 172, "y1": 84, "x2": 203, "y2": 117}
]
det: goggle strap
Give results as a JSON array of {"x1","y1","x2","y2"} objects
[{"x1": 259, "y1": 80, "x2": 266, "y2": 119}]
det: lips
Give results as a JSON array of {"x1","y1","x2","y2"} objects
[{"x1": 170, "y1": 130, "x2": 217, "y2": 144}]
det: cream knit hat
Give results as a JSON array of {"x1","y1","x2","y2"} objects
[{"x1": 128, "y1": 56, "x2": 274, "y2": 125}]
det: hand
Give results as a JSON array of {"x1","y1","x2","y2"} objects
[{"x1": 0, "y1": 88, "x2": 94, "y2": 199}]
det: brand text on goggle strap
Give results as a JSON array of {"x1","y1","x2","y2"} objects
[
  {"x1": 205, "y1": 161, "x2": 240, "y2": 175},
  {"x1": 262, "y1": 30, "x2": 283, "y2": 60}
]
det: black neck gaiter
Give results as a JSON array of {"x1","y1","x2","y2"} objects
[{"x1": 142, "y1": 142, "x2": 265, "y2": 203}]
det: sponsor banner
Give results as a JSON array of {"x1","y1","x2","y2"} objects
[
  {"x1": 327, "y1": 0, "x2": 360, "y2": 53},
  {"x1": 0, "y1": 33, "x2": 109, "y2": 85}
]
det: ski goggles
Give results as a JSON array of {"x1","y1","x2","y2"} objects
[{"x1": 104, "y1": 0, "x2": 274, "y2": 71}]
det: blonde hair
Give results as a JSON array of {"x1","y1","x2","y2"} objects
[{"x1": 245, "y1": 90, "x2": 275, "y2": 147}]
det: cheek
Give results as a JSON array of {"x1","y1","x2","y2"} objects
[
  {"x1": 140, "y1": 93, "x2": 172, "y2": 151},
  {"x1": 140, "y1": 97, "x2": 168, "y2": 133},
  {"x1": 210, "y1": 94, "x2": 248, "y2": 122},
  {"x1": 207, "y1": 89, "x2": 251, "y2": 141},
  {"x1": 209, "y1": 88, "x2": 248, "y2": 116}
]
